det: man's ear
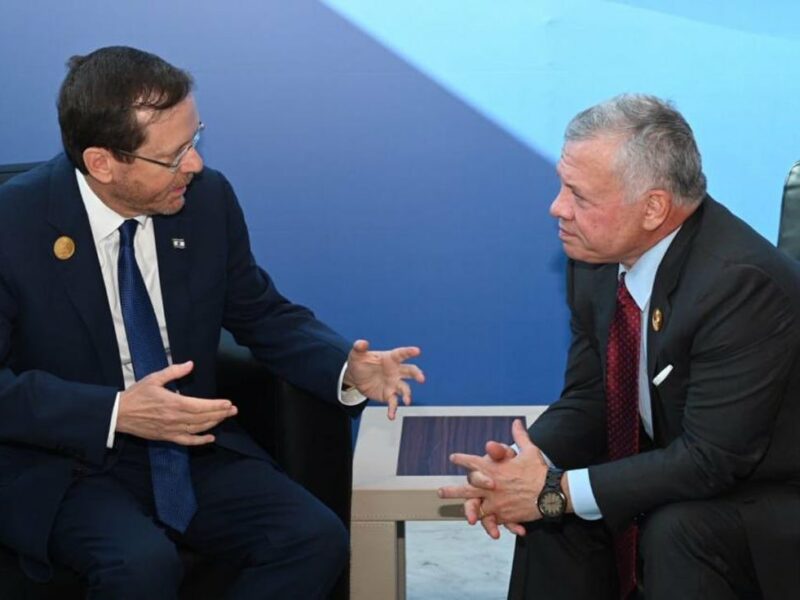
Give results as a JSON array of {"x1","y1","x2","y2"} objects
[
  {"x1": 82, "y1": 147, "x2": 115, "y2": 184},
  {"x1": 642, "y1": 189, "x2": 672, "y2": 231}
]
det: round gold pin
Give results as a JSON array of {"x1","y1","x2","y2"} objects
[
  {"x1": 53, "y1": 236, "x2": 76, "y2": 260},
  {"x1": 651, "y1": 308, "x2": 663, "y2": 332}
]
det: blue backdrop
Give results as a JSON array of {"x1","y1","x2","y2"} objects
[{"x1": 1, "y1": 1, "x2": 798, "y2": 408}]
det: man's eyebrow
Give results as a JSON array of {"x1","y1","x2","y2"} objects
[
  {"x1": 556, "y1": 164, "x2": 582, "y2": 195},
  {"x1": 158, "y1": 124, "x2": 200, "y2": 158},
  {"x1": 164, "y1": 134, "x2": 194, "y2": 157}
]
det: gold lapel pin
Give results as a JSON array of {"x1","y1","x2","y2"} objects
[
  {"x1": 651, "y1": 308, "x2": 663, "y2": 332},
  {"x1": 53, "y1": 236, "x2": 76, "y2": 260}
]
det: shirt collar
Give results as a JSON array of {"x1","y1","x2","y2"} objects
[
  {"x1": 75, "y1": 169, "x2": 148, "y2": 243},
  {"x1": 619, "y1": 227, "x2": 681, "y2": 311}
]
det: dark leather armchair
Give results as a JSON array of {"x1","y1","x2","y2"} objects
[
  {"x1": 778, "y1": 160, "x2": 800, "y2": 260},
  {"x1": 0, "y1": 163, "x2": 352, "y2": 599}
]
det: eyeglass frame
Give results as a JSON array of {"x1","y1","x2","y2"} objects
[{"x1": 115, "y1": 122, "x2": 205, "y2": 173}]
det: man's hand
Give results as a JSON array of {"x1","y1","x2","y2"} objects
[
  {"x1": 438, "y1": 419, "x2": 552, "y2": 537},
  {"x1": 117, "y1": 361, "x2": 238, "y2": 446},
  {"x1": 462, "y1": 440, "x2": 527, "y2": 539},
  {"x1": 343, "y1": 340, "x2": 424, "y2": 419}
]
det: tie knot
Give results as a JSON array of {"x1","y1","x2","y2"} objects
[{"x1": 119, "y1": 219, "x2": 139, "y2": 249}]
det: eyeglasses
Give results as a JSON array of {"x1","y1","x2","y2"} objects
[{"x1": 116, "y1": 122, "x2": 205, "y2": 173}]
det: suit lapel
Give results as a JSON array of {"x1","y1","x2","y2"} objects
[
  {"x1": 153, "y1": 212, "x2": 192, "y2": 366},
  {"x1": 45, "y1": 157, "x2": 123, "y2": 387},
  {"x1": 646, "y1": 198, "x2": 706, "y2": 378}
]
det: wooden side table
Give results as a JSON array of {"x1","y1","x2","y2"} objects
[{"x1": 350, "y1": 405, "x2": 546, "y2": 600}]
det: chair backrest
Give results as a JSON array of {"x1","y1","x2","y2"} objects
[
  {"x1": 778, "y1": 160, "x2": 800, "y2": 260},
  {"x1": 0, "y1": 162, "x2": 41, "y2": 186}
]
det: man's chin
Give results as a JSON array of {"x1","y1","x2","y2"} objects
[
  {"x1": 561, "y1": 243, "x2": 602, "y2": 264},
  {"x1": 159, "y1": 196, "x2": 186, "y2": 216}
]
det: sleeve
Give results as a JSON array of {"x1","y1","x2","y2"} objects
[
  {"x1": 0, "y1": 269, "x2": 118, "y2": 466},
  {"x1": 529, "y1": 261, "x2": 609, "y2": 469},
  {"x1": 216, "y1": 175, "x2": 357, "y2": 407}
]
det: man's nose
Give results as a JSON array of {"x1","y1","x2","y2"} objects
[
  {"x1": 550, "y1": 189, "x2": 571, "y2": 219},
  {"x1": 180, "y1": 147, "x2": 204, "y2": 174}
]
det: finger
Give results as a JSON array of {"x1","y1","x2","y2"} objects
[
  {"x1": 146, "y1": 361, "x2": 194, "y2": 387},
  {"x1": 504, "y1": 522, "x2": 527, "y2": 537},
  {"x1": 397, "y1": 380, "x2": 412, "y2": 406},
  {"x1": 511, "y1": 419, "x2": 535, "y2": 451},
  {"x1": 485, "y1": 441, "x2": 516, "y2": 461},
  {"x1": 184, "y1": 417, "x2": 229, "y2": 434},
  {"x1": 467, "y1": 470, "x2": 496, "y2": 490},
  {"x1": 464, "y1": 498, "x2": 482, "y2": 525},
  {"x1": 437, "y1": 485, "x2": 486, "y2": 500},
  {"x1": 172, "y1": 433, "x2": 216, "y2": 446},
  {"x1": 400, "y1": 364, "x2": 426, "y2": 384},
  {"x1": 351, "y1": 339, "x2": 370, "y2": 354},
  {"x1": 448, "y1": 452, "x2": 485, "y2": 472},
  {"x1": 385, "y1": 394, "x2": 399, "y2": 420},
  {"x1": 480, "y1": 513, "x2": 501, "y2": 540},
  {"x1": 177, "y1": 395, "x2": 234, "y2": 415},
  {"x1": 389, "y1": 346, "x2": 421, "y2": 362}
]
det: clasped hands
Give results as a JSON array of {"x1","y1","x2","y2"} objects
[
  {"x1": 116, "y1": 340, "x2": 424, "y2": 445},
  {"x1": 438, "y1": 419, "x2": 567, "y2": 539}
]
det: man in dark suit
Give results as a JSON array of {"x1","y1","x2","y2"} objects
[
  {"x1": 0, "y1": 46, "x2": 424, "y2": 599},
  {"x1": 440, "y1": 94, "x2": 800, "y2": 599}
]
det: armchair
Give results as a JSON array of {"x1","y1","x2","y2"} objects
[
  {"x1": 0, "y1": 163, "x2": 353, "y2": 599},
  {"x1": 778, "y1": 160, "x2": 800, "y2": 260}
]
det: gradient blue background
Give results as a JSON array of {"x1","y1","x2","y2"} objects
[{"x1": 1, "y1": 1, "x2": 798, "y2": 408}]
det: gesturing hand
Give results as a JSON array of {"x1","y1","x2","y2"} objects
[
  {"x1": 343, "y1": 340, "x2": 425, "y2": 419},
  {"x1": 117, "y1": 361, "x2": 238, "y2": 446}
]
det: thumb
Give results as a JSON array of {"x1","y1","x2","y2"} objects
[
  {"x1": 146, "y1": 361, "x2": 194, "y2": 387},
  {"x1": 511, "y1": 419, "x2": 534, "y2": 452},
  {"x1": 485, "y1": 441, "x2": 515, "y2": 462},
  {"x1": 351, "y1": 339, "x2": 370, "y2": 354}
]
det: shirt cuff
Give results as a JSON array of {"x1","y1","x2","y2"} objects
[
  {"x1": 337, "y1": 362, "x2": 367, "y2": 406},
  {"x1": 567, "y1": 468, "x2": 603, "y2": 521},
  {"x1": 106, "y1": 392, "x2": 121, "y2": 449}
]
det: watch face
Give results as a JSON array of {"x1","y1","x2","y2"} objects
[{"x1": 538, "y1": 490, "x2": 566, "y2": 518}]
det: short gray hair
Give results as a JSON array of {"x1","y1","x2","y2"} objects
[{"x1": 565, "y1": 94, "x2": 706, "y2": 206}]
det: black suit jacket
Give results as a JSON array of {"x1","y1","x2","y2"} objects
[
  {"x1": 531, "y1": 197, "x2": 800, "y2": 599},
  {"x1": 0, "y1": 155, "x2": 353, "y2": 577}
]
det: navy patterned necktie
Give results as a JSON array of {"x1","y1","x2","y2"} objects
[
  {"x1": 605, "y1": 272, "x2": 640, "y2": 598},
  {"x1": 117, "y1": 219, "x2": 197, "y2": 532}
]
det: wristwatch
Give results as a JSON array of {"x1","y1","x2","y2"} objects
[{"x1": 537, "y1": 467, "x2": 566, "y2": 522}]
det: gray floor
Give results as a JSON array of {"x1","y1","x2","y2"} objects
[{"x1": 406, "y1": 521, "x2": 516, "y2": 600}]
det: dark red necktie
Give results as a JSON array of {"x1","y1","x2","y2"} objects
[{"x1": 605, "y1": 273, "x2": 640, "y2": 598}]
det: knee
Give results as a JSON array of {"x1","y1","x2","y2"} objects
[
  {"x1": 88, "y1": 533, "x2": 182, "y2": 597},
  {"x1": 639, "y1": 502, "x2": 704, "y2": 560},
  {"x1": 253, "y1": 506, "x2": 349, "y2": 573},
  {"x1": 291, "y1": 507, "x2": 349, "y2": 570}
]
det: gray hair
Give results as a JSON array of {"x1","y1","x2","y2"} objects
[{"x1": 565, "y1": 94, "x2": 706, "y2": 206}]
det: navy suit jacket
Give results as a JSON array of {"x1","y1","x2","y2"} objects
[
  {"x1": 530, "y1": 197, "x2": 800, "y2": 598},
  {"x1": 0, "y1": 154, "x2": 352, "y2": 575}
]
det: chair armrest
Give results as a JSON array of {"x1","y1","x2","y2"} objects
[{"x1": 779, "y1": 160, "x2": 800, "y2": 260}]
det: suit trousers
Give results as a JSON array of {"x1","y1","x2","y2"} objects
[
  {"x1": 508, "y1": 500, "x2": 761, "y2": 600},
  {"x1": 48, "y1": 438, "x2": 348, "y2": 600}
]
